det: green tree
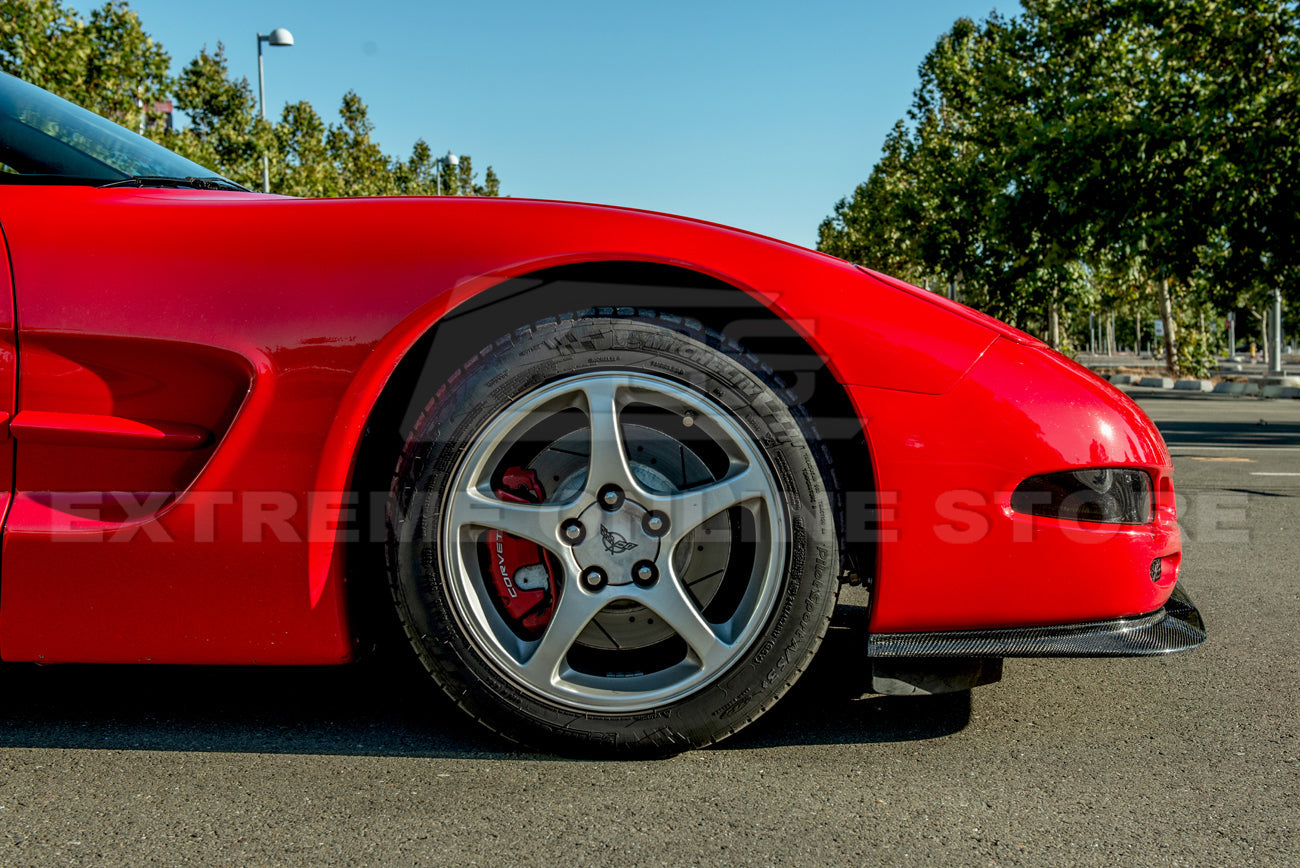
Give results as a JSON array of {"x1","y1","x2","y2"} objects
[
  {"x1": 820, "y1": 0, "x2": 1296, "y2": 373},
  {"x1": 0, "y1": 0, "x2": 170, "y2": 130},
  {"x1": 162, "y1": 44, "x2": 264, "y2": 188},
  {"x1": 819, "y1": 15, "x2": 1076, "y2": 338},
  {"x1": 1171, "y1": 0, "x2": 1300, "y2": 302},
  {"x1": 819, "y1": 122, "x2": 931, "y2": 286},
  {"x1": 272, "y1": 95, "x2": 501, "y2": 198},
  {"x1": 275, "y1": 98, "x2": 340, "y2": 197}
]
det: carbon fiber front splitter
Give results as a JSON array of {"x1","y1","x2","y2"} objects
[{"x1": 867, "y1": 583, "x2": 1207, "y2": 659}]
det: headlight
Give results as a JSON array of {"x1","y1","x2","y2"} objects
[{"x1": 1010, "y1": 468, "x2": 1153, "y2": 525}]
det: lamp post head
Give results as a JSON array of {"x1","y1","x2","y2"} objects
[
  {"x1": 256, "y1": 27, "x2": 295, "y2": 192},
  {"x1": 263, "y1": 27, "x2": 295, "y2": 46}
]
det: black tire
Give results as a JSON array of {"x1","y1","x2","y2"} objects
[{"x1": 386, "y1": 311, "x2": 838, "y2": 755}]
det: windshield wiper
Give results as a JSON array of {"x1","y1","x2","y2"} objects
[{"x1": 99, "y1": 175, "x2": 250, "y2": 192}]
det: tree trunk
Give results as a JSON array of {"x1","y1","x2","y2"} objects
[
  {"x1": 1258, "y1": 307, "x2": 1268, "y2": 364},
  {"x1": 1157, "y1": 278, "x2": 1179, "y2": 376},
  {"x1": 1047, "y1": 296, "x2": 1060, "y2": 349},
  {"x1": 1199, "y1": 309, "x2": 1207, "y2": 368}
]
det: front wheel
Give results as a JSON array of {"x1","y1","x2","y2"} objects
[{"x1": 387, "y1": 313, "x2": 838, "y2": 755}]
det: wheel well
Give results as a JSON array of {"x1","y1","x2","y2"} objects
[{"x1": 346, "y1": 261, "x2": 876, "y2": 648}]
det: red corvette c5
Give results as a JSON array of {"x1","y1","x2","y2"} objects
[{"x1": 0, "y1": 74, "x2": 1203, "y2": 754}]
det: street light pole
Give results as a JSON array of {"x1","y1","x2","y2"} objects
[
  {"x1": 1270, "y1": 286, "x2": 1284, "y2": 375},
  {"x1": 256, "y1": 27, "x2": 294, "y2": 193},
  {"x1": 435, "y1": 151, "x2": 459, "y2": 196}
]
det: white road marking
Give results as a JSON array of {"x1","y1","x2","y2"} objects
[
  {"x1": 1170, "y1": 446, "x2": 1300, "y2": 454},
  {"x1": 1248, "y1": 472, "x2": 1300, "y2": 476}
]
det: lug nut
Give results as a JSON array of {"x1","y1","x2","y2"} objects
[
  {"x1": 642, "y1": 510, "x2": 669, "y2": 537},
  {"x1": 598, "y1": 484, "x2": 625, "y2": 511},
  {"x1": 631, "y1": 560, "x2": 658, "y2": 588},
  {"x1": 560, "y1": 519, "x2": 586, "y2": 545},
  {"x1": 581, "y1": 567, "x2": 608, "y2": 592}
]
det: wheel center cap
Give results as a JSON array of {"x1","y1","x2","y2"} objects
[{"x1": 571, "y1": 498, "x2": 660, "y2": 585}]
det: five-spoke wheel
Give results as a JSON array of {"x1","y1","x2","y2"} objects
[{"x1": 440, "y1": 372, "x2": 786, "y2": 711}]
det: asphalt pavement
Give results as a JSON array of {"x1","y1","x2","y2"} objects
[{"x1": 0, "y1": 392, "x2": 1296, "y2": 866}]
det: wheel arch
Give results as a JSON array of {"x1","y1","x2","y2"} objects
[{"x1": 341, "y1": 260, "x2": 877, "y2": 646}]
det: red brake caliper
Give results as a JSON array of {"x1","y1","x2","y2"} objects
[{"x1": 486, "y1": 467, "x2": 559, "y2": 637}]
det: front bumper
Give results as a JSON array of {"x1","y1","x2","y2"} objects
[{"x1": 867, "y1": 583, "x2": 1206, "y2": 659}]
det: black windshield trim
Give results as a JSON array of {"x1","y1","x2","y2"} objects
[{"x1": 98, "y1": 175, "x2": 251, "y2": 192}]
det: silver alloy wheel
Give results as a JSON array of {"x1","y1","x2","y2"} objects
[{"x1": 439, "y1": 372, "x2": 787, "y2": 712}]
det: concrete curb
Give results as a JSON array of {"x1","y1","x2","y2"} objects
[
  {"x1": 1109, "y1": 379, "x2": 1300, "y2": 399},
  {"x1": 1097, "y1": 367, "x2": 1300, "y2": 399}
]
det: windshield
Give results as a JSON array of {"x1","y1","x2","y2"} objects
[{"x1": 0, "y1": 72, "x2": 236, "y2": 186}]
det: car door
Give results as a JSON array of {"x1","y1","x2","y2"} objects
[{"x1": 0, "y1": 222, "x2": 15, "y2": 533}]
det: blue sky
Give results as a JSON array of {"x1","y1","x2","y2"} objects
[{"x1": 123, "y1": 1, "x2": 1010, "y2": 249}]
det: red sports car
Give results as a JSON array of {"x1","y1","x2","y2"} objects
[{"x1": 0, "y1": 73, "x2": 1203, "y2": 754}]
